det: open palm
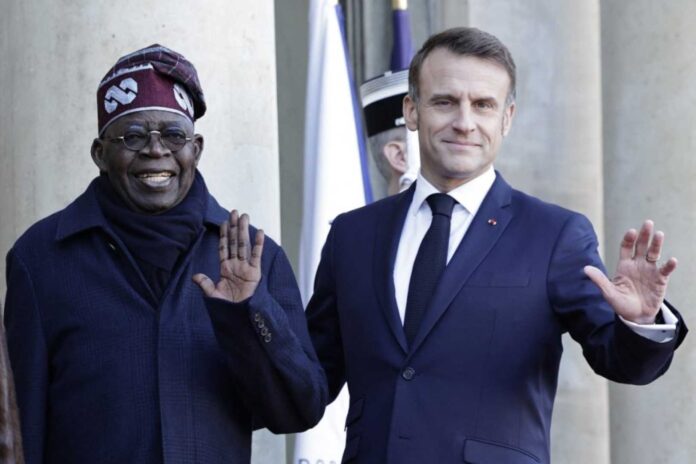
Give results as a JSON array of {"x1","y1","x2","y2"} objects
[
  {"x1": 193, "y1": 210, "x2": 264, "y2": 302},
  {"x1": 584, "y1": 220, "x2": 677, "y2": 324}
]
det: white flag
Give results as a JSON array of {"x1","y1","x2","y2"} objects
[{"x1": 294, "y1": 0, "x2": 367, "y2": 462}]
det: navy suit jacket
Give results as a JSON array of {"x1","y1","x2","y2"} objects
[{"x1": 306, "y1": 174, "x2": 686, "y2": 464}]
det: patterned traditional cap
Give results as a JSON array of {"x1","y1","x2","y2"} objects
[
  {"x1": 97, "y1": 44, "x2": 206, "y2": 135},
  {"x1": 360, "y1": 70, "x2": 408, "y2": 137}
]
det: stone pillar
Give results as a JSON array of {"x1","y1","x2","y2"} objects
[
  {"x1": 0, "y1": 1, "x2": 284, "y2": 462},
  {"x1": 468, "y1": 2, "x2": 609, "y2": 463},
  {"x1": 601, "y1": 2, "x2": 696, "y2": 463}
]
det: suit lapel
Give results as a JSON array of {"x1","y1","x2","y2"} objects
[
  {"x1": 373, "y1": 185, "x2": 414, "y2": 354},
  {"x1": 409, "y1": 175, "x2": 514, "y2": 353}
]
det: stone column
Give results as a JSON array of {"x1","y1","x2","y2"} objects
[
  {"x1": 468, "y1": 2, "x2": 609, "y2": 463},
  {"x1": 601, "y1": 1, "x2": 696, "y2": 462},
  {"x1": 0, "y1": 1, "x2": 283, "y2": 462}
]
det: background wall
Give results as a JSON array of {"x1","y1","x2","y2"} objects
[{"x1": 601, "y1": 1, "x2": 696, "y2": 462}]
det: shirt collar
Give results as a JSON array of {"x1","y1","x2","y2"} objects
[{"x1": 409, "y1": 166, "x2": 496, "y2": 217}]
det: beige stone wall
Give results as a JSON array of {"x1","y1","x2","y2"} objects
[
  {"x1": 601, "y1": 1, "x2": 696, "y2": 462},
  {"x1": 0, "y1": 1, "x2": 284, "y2": 462}
]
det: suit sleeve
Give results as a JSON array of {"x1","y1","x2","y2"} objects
[
  {"x1": 4, "y1": 249, "x2": 47, "y2": 463},
  {"x1": 205, "y1": 244, "x2": 328, "y2": 433},
  {"x1": 547, "y1": 213, "x2": 687, "y2": 385},
  {"x1": 305, "y1": 224, "x2": 346, "y2": 403}
]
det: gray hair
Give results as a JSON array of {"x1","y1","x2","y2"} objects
[{"x1": 408, "y1": 27, "x2": 516, "y2": 106}]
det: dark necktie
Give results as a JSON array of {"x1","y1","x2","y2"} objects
[{"x1": 403, "y1": 193, "x2": 456, "y2": 346}]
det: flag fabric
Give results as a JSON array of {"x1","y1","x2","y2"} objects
[
  {"x1": 294, "y1": 0, "x2": 368, "y2": 462},
  {"x1": 389, "y1": 7, "x2": 414, "y2": 70}
]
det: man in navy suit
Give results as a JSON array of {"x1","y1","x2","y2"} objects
[{"x1": 305, "y1": 27, "x2": 687, "y2": 463}]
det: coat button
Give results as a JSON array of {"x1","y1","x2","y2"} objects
[
  {"x1": 261, "y1": 327, "x2": 269, "y2": 336},
  {"x1": 402, "y1": 367, "x2": 415, "y2": 380},
  {"x1": 257, "y1": 320, "x2": 265, "y2": 329},
  {"x1": 264, "y1": 333, "x2": 272, "y2": 343},
  {"x1": 254, "y1": 313, "x2": 261, "y2": 322}
]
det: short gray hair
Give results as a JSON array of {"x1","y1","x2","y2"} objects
[{"x1": 408, "y1": 27, "x2": 516, "y2": 106}]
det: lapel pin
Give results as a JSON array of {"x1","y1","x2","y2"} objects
[{"x1": 487, "y1": 218, "x2": 497, "y2": 226}]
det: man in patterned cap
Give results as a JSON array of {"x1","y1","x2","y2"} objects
[{"x1": 4, "y1": 44, "x2": 327, "y2": 463}]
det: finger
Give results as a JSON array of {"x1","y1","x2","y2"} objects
[
  {"x1": 238, "y1": 213, "x2": 251, "y2": 261},
  {"x1": 645, "y1": 230, "x2": 664, "y2": 263},
  {"x1": 659, "y1": 257, "x2": 678, "y2": 277},
  {"x1": 229, "y1": 210, "x2": 239, "y2": 260},
  {"x1": 249, "y1": 229, "x2": 265, "y2": 268},
  {"x1": 219, "y1": 220, "x2": 229, "y2": 262},
  {"x1": 584, "y1": 265, "x2": 614, "y2": 299},
  {"x1": 619, "y1": 228, "x2": 638, "y2": 261},
  {"x1": 633, "y1": 220, "x2": 653, "y2": 259},
  {"x1": 192, "y1": 273, "x2": 217, "y2": 297}
]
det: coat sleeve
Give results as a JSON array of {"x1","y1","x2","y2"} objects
[
  {"x1": 548, "y1": 213, "x2": 687, "y2": 385},
  {"x1": 305, "y1": 224, "x2": 346, "y2": 403},
  {"x1": 4, "y1": 249, "x2": 47, "y2": 463},
  {"x1": 205, "y1": 244, "x2": 328, "y2": 434}
]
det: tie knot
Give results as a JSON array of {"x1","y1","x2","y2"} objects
[{"x1": 426, "y1": 193, "x2": 456, "y2": 218}]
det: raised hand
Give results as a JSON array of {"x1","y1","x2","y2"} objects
[
  {"x1": 584, "y1": 220, "x2": 677, "y2": 324},
  {"x1": 193, "y1": 210, "x2": 265, "y2": 302}
]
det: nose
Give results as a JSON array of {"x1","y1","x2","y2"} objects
[
  {"x1": 451, "y1": 105, "x2": 476, "y2": 133},
  {"x1": 140, "y1": 131, "x2": 170, "y2": 157}
]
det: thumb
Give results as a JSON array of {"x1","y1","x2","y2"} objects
[
  {"x1": 192, "y1": 273, "x2": 216, "y2": 297},
  {"x1": 584, "y1": 265, "x2": 613, "y2": 298}
]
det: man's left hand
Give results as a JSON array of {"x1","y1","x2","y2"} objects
[
  {"x1": 584, "y1": 220, "x2": 677, "y2": 324},
  {"x1": 193, "y1": 210, "x2": 264, "y2": 302}
]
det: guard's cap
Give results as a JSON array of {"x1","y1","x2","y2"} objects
[{"x1": 360, "y1": 69, "x2": 408, "y2": 137}]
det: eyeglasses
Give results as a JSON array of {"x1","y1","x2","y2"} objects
[{"x1": 105, "y1": 129, "x2": 193, "y2": 152}]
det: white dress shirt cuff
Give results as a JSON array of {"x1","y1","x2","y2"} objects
[{"x1": 619, "y1": 303, "x2": 677, "y2": 343}]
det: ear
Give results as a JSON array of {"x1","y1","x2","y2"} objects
[
  {"x1": 90, "y1": 138, "x2": 108, "y2": 172},
  {"x1": 501, "y1": 102, "x2": 516, "y2": 137},
  {"x1": 192, "y1": 134, "x2": 204, "y2": 165},
  {"x1": 382, "y1": 140, "x2": 408, "y2": 175},
  {"x1": 403, "y1": 95, "x2": 419, "y2": 131}
]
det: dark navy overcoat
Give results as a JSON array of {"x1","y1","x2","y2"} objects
[{"x1": 4, "y1": 179, "x2": 327, "y2": 463}]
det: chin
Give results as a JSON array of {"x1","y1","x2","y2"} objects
[{"x1": 130, "y1": 195, "x2": 180, "y2": 214}]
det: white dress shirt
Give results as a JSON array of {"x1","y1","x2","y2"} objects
[{"x1": 393, "y1": 167, "x2": 676, "y2": 342}]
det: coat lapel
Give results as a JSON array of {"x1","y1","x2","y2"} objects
[
  {"x1": 373, "y1": 185, "x2": 414, "y2": 354},
  {"x1": 408, "y1": 175, "x2": 514, "y2": 353}
]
